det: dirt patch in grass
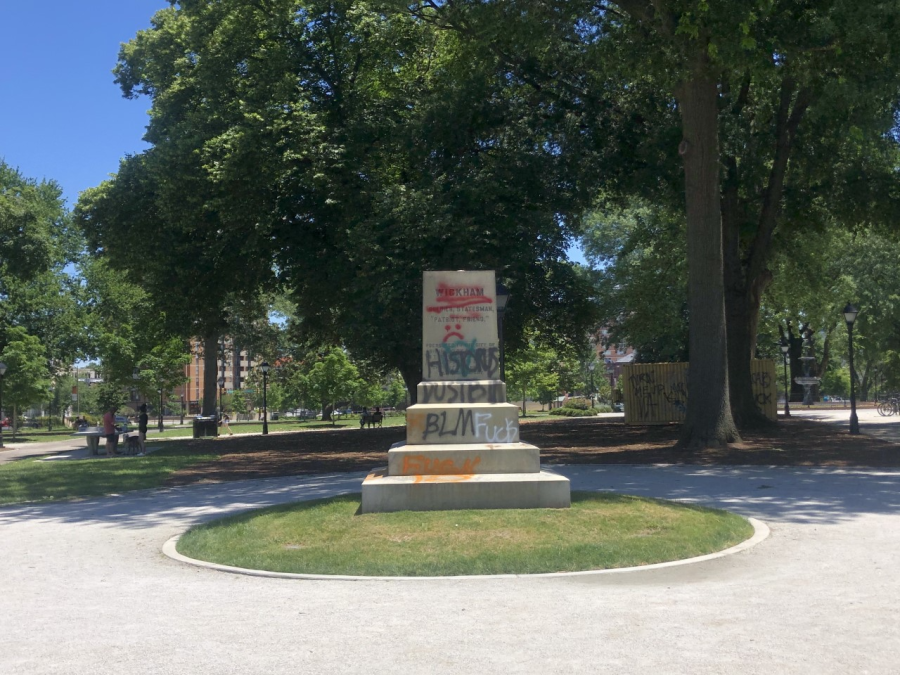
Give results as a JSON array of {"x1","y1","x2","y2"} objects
[
  {"x1": 531, "y1": 417, "x2": 900, "y2": 466},
  {"x1": 163, "y1": 416, "x2": 900, "y2": 488}
]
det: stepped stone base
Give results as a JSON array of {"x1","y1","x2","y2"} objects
[
  {"x1": 360, "y1": 468, "x2": 571, "y2": 513},
  {"x1": 388, "y1": 442, "x2": 540, "y2": 475}
]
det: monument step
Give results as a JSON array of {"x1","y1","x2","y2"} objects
[
  {"x1": 406, "y1": 403, "x2": 520, "y2": 445},
  {"x1": 417, "y1": 380, "x2": 507, "y2": 405},
  {"x1": 360, "y1": 468, "x2": 571, "y2": 513},
  {"x1": 388, "y1": 442, "x2": 540, "y2": 476}
]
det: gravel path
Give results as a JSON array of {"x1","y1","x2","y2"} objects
[{"x1": 2, "y1": 464, "x2": 899, "y2": 674}]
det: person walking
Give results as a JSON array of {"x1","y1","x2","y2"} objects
[
  {"x1": 137, "y1": 404, "x2": 149, "y2": 455},
  {"x1": 220, "y1": 412, "x2": 233, "y2": 436},
  {"x1": 102, "y1": 406, "x2": 119, "y2": 457}
]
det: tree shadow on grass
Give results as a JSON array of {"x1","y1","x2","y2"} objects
[{"x1": 1, "y1": 464, "x2": 900, "y2": 533}]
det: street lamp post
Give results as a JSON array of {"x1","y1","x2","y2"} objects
[
  {"x1": 606, "y1": 359, "x2": 616, "y2": 404},
  {"x1": 0, "y1": 362, "x2": 7, "y2": 448},
  {"x1": 180, "y1": 395, "x2": 185, "y2": 426},
  {"x1": 495, "y1": 282, "x2": 511, "y2": 382},
  {"x1": 261, "y1": 362, "x2": 270, "y2": 435},
  {"x1": 780, "y1": 338, "x2": 791, "y2": 418},
  {"x1": 588, "y1": 362, "x2": 596, "y2": 408},
  {"x1": 157, "y1": 388, "x2": 164, "y2": 432},
  {"x1": 844, "y1": 303, "x2": 860, "y2": 435}
]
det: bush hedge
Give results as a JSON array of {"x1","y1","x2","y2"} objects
[
  {"x1": 550, "y1": 407, "x2": 597, "y2": 417},
  {"x1": 562, "y1": 397, "x2": 591, "y2": 410}
]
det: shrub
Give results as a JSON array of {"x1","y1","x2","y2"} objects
[
  {"x1": 550, "y1": 407, "x2": 597, "y2": 417},
  {"x1": 562, "y1": 397, "x2": 591, "y2": 410}
]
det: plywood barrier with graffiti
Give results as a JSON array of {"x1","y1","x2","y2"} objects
[{"x1": 622, "y1": 360, "x2": 777, "y2": 425}]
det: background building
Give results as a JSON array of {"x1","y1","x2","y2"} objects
[
  {"x1": 173, "y1": 338, "x2": 259, "y2": 415},
  {"x1": 594, "y1": 327, "x2": 635, "y2": 394}
]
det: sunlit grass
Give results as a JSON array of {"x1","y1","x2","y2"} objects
[
  {"x1": 5, "y1": 415, "x2": 407, "y2": 444},
  {"x1": 177, "y1": 492, "x2": 753, "y2": 576},
  {"x1": 135, "y1": 416, "x2": 407, "y2": 440}
]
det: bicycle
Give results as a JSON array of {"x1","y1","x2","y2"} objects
[{"x1": 877, "y1": 394, "x2": 900, "y2": 416}]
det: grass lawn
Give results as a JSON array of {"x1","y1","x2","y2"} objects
[
  {"x1": 4, "y1": 415, "x2": 896, "y2": 507},
  {"x1": 141, "y1": 415, "x2": 408, "y2": 440},
  {"x1": 1, "y1": 429, "x2": 77, "y2": 444},
  {"x1": 0, "y1": 444, "x2": 217, "y2": 505},
  {"x1": 176, "y1": 491, "x2": 754, "y2": 576},
  {"x1": 4, "y1": 415, "x2": 408, "y2": 443}
]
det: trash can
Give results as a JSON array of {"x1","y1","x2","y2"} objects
[
  {"x1": 271, "y1": 412, "x2": 279, "y2": 421},
  {"x1": 193, "y1": 416, "x2": 219, "y2": 439}
]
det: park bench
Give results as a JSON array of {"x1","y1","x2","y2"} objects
[{"x1": 359, "y1": 411, "x2": 383, "y2": 429}]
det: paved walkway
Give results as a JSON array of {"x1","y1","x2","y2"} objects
[
  {"x1": 790, "y1": 406, "x2": 900, "y2": 443},
  {"x1": 0, "y1": 425, "x2": 200, "y2": 464},
  {"x1": 2, "y1": 463, "x2": 900, "y2": 674}
]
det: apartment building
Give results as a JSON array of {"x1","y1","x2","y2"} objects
[
  {"x1": 593, "y1": 327, "x2": 635, "y2": 390},
  {"x1": 172, "y1": 338, "x2": 259, "y2": 414}
]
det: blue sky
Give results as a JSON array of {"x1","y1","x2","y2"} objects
[{"x1": 0, "y1": 2, "x2": 169, "y2": 206}]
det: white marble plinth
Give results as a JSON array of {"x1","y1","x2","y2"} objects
[
  {"x1": 388, "y1": 442, "x2": 540, "y2": 476},
  {"x1": 360, "y1": 469, "x2": 571, "y2": 513}
]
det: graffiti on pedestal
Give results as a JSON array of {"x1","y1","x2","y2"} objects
[{"x1": 419, "y1": 382, "x2": 505, "y2": 404}]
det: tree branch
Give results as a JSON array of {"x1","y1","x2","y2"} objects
[{"x1": 745, "y1": 79, "x2": 813, "y2": 288}]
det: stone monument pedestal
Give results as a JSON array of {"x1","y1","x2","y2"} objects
[
  {"x1": 361, "y1": 466, "x2": 571, "y2": 513},
  {"x1": 360, "y1": 270, "x2": 570, "y2": 514}
]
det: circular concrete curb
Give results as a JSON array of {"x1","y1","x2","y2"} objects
[{"x1": 162, "y1": 516, "x2": 770, "y2": 581}]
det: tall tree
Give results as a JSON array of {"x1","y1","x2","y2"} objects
[
  {"x1": 134, "y1": 338, "x2": 191, "y2": 406},
  {"x1": 306, "y1": 347, "x2": 362, "y2": 423},
  {"x1": 0, "y1": 160, "x2": 62, "y2": 290},
  {"x1": 416, "y1": 0, "x2": 900, "y2": 444},
  {"x1": 0, "y1": 327, "x2": 49, "y2": 439},
  {"x1": 1, "y1": 160, "x2": 84, "y2": 370},
  {"x1": 582, "y1": 201, "x2": 689, "y2": 363},
  {"x1": 506, "y1": 338, "x2": 561, "y2": 416},
  {"x1": 83, "y1": 0, "x2": 599, "y2": 404}
]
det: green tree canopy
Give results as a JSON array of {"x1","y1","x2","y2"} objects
[
  {"x1": 76, "y1": 0, "x2": 598, "y2": 403},
  {"x1": 306, "y1": 347, "x2": 362, "y2": 423},
  {"x1": 0, "y1": 160, "x2": 67, "y2": 288},
  {"x1": 414, "y1": 0, "x2": 900, "y2": 444},
  {"x1": 0, "y1": 326, "x2": 49, "y2": 435},
  {"x1": 582, "y1": 201, "x2": 689, "y2": 363}
]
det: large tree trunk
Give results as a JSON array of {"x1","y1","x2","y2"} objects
[
  {"x1": 725, "y1": 275, "x2": 774, "y2": 428},
  {"x1": 722, "y1": 158, "x2": 771, "y2": 428},
  {"x1": 399, "y1": 361, "x2": 419, "y2": 407},
  {"x1": 676, "y1": 68, "x2": 740, "y2": 448},
  {"x1": 202, "y1": 333, "x2": 219, "y2": 416},
  {"x1": 859, "y1": 358, "x2": 874, "y2": 400},
  {"x1": 722, "y1": 77, "x2": 811, "y2": 426}
]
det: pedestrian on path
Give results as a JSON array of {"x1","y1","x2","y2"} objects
[
  {"x1": 138, "y1": 404, "x2": 149, "y2": 455},
  {"x1": 219, "y1": 412, "x2": 233, "y2": 436},
  {"x1": 102, "y1": 406, "x2": 118, "y2": 457}
]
